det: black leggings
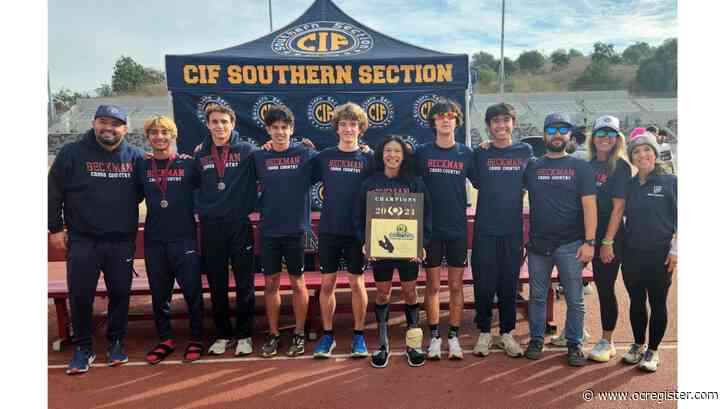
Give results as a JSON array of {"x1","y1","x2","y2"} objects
[
  {"x1": 592, "y1": 245, "x2": 621, "y2": 332},
  {"x1": 621, "y1": 245, "x2": 672, "y2": 351}
]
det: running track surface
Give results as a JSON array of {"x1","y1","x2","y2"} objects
[{"x1": 48, "y1": 271, "x2": 677, "y2": 409}]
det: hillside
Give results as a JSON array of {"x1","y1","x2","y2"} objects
[{"x1": 475, "y1": 56, "x2": 637, "y2": 93}]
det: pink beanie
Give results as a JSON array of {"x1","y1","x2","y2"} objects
[{"x1": 628, "y1": 127, "x2": 647, "y2": 142}]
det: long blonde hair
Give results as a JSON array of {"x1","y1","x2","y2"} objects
[{"x1": 587, "y1": 130, "x2": 629, "y2": 176}]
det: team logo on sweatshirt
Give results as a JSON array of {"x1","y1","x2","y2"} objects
[
  {"x1": 308, "y1": 96, "x2": 339, "y2": 130},
  {"x1": 196, "y1": 95, "x2": 232, "y2": 125},
  {"x1": 271, "y1": 21, "x2": 374, "y2": 57},
  {"x1": 252, "y1": 96, "x2": 286, "y2": 129},
  {"x1": 311, "y1": 181, "x2": 325, "y2": 209},
  {"x1": 413, "y1": 94, "x2": 442, "y2": 127},
  {"x1": 362, "y1": 96, "x2": 394, "y2": 128}
]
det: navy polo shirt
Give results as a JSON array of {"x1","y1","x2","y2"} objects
[
  {"x1": 471, "y1": 142, "x2": 533, "y2": 236},
  {"x1": 137, "y1": 157, "x2": 199, "y2": 242},
  {"x1": 590, "y1": 158, "x2": 631, "y2": 240},
  {"x1": 624, "y1": 171, "x2": 677, "y2": 251},
  {"x1": 312, "y1": 147, "x2": 374, "y2": 237},
  {"x1": 253, "y1": 143, "x2": 317, "y2": 237},
  {"x1": 524, "y1": 155, "x2": 597, "y2": 247}
]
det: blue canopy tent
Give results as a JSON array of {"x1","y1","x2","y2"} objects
[{"x1": 165, "y1": 0, "x2": 470, "y2": 154}]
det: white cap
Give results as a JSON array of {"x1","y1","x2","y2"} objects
[{"x1": 593, "y1": 115, "x2": 620, "y2": 133}]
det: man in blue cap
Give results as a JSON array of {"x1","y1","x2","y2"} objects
[
  {"x1": 522, "y1": 112, "x2": 597, "y2": 367},
  {"x1": 49, "y1": 105, "x2": 144, "y2": 374}
]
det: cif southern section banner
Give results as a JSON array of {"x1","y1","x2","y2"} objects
[{"x1": 172, "y1": 90, "x2": 466, "y2": 154}]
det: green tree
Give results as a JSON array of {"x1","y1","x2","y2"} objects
[
  {"x1": 516, "y1": 50, "x2": 546, "y2": 73},
  {"x1": 568, "y1": 48, "x2": 584, "y2": 58},
  {"x1": 636, "y1": 38, "x2": 677, "y2": 92},
  {"x1": 592, "y1": 42, "x2": 622, "y2": 64},
  {"x1": 492, "y1": 57, "x2": 517, "y2": 77},
  {"x1": 550, "y1": 49, "x2": 570, "y2": 70},
  {"x1": 622, "y1": 41, "x2": 653, "y2": 65},
  {"x1": 52, "y1": 87, "x2": 90, "y2": 109},
  {"x1": 571, "y1": 60, "x2": 622, "y2": 90},
  {"x1": 95, "y1": 83, "x2": 113, "y2": 97},
  {"x1": 471, "y1": 51, "x2": 497, "y2": 72},
  {"x1": 111, "y1": 55, "x2": 165, "y2": 94},
  {"x1": 477, "y1": 66, "x2": 497, "y2": 85}
]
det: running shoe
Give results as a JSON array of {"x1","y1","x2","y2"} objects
[
  {"x1": 313, "y1": 334, "x2": 336, "y2": 359},
  {"x1": 107, "y1": 340, "x2": 128, "y2": 367},
  {"x1": 350, "y1": 333, "x2": 369, "y2": 358},
  {"x1": 405, "y1": 328, "x2": 426, "y2": 367},
  {"x1": 551, "y1": 328, "x2": 591, "y2": 346},
  {"x1": 497, "y1": 333, "x2": 524, "y2": 357},
  {"x1": 261, "y1": 334, "x2": 280, "y2": 358},
  {"x1": 66, "y1": 347, "x2": 95, "y2": 375},
  {"x1": 473, "y1": 332, "x2": 493, "y2": 357},
  {"x1": 208, "y1": 338, "x2": 231, "y2": 355},
  {"x1": 622, "y1": 343, "x2": 646, "y2": 365},
  {"x1": 588, "y1": 339, "x2": 616, "y2": 362},
  {"x1": 427, "y1": 336, "x2": 442, "y2": 360},
  {"x1": 370, "y1": 345, "x2": 390, "y2": 368},
  {"x1": 447, "y1": 336, "x2": 463, "y2": 360},
  {"x1": 287, "y1": 332, "x2": 306, "y2": 357},
  {"x1": 235, "y1": 337, "x2": 253, "y2": 357},
  {"x1": 525, "y1": 339, "x2": 544, "y2": 360},
  {"x1": 567, "y1": 344, "x2": 587, "y2": 367},
  {"x1": 638, "y1": 349, "x2": 660, "y2": 372}
]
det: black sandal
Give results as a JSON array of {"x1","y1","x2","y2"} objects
[
  {"x1": 146, "y1": 342, "x2": 174, "y2": 365},
  {"x1": 183, "y1": 342, "x2": 204, "y2": 363}
]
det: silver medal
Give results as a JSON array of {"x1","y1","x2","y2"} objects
[
  {"x1": 160, "y1": 200, "x2": 169, "y2": 208},
  {"x1": 217, "y1": 182, "x2": 226, "y2": 191}
]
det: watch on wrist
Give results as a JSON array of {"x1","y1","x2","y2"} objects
[{"x1": 584, "y1": 239, "x2": 596, "y2": 246}]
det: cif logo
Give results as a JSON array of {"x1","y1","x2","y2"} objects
[
  {"x1": 413, "y1": 94, "x2": 442, "y2": 127},
  {"x1": 271, "y1": 21, "x2": 373, "y2": 57},
  {"x1": 362, "y1": 96, "x2": 394, "y2": 128},
  {"x1": 196, "y1": 95, "x2": 232, "y2": 125},
  {"x1": 252, "y1": 96, "x2": 285, "y2": 129},
  {"x1": 307, "y1": 96, "x2": 338, "y2": 130},
  {"x1": 311, "y1": 181, "x2": 325, "y2": 209}
]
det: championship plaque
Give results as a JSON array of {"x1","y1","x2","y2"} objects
[{"x1": 365, "y1": 191, "x2": 424, "y2": 260}]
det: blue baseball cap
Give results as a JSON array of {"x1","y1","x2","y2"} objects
[
  {"x1": 544, "y1": 112, "x2": 573, "y2": 128},
  {"x1": 94, "y1": 105, "x2": 127, "y2": 124}
]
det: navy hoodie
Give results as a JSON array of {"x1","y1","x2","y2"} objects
[
  {"x1": 252, "y1": 143, "x2": 317, "y2": 237},
  {"x1": 136, "y1": 157, "x2": 199, "y2": 243},
  {"x1": 311, "y1": 147, "x2": 374, "y2": 237},
  {"x1": 353, "y1": 173, "x2": 433, "y2": 247},
  {"x1": 194, "y1": 131, "x2": 258, "y2": 224},
  {"x1": 48, "y1": 130, "x2": 143, "y2": 240}
]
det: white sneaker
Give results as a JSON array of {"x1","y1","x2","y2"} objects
[
  {"x1": 622, "y1": 343, "x2": 646, "y2": 365},
  {"x1": 447, "y1": 336, "x2": 463, "y2": 360},
  {"x1": 208, "y1": 338, "x2": 231, "y2": 355},
  {"x1": 473, "y1": 332, "x2": 493, "y2": 357},
  {"x1": 235, "y1": 337, "x2": 253, "y2": 356},
  {"x1": 427, "y1": 337, "x2": 442, "y2": 360},
  {"x1": 588, "y1": 339, "x2": 616, "y2": 362},
  {"x1": 583, "y1": 284, "x2": 593, "y2": 295},
  {"x1": 551, "y1": 328, "x2": 591, "y2": 347},
  {"x1": 496, "y1": 333, "x2": 524, "y2": 357},
  {"x1": 638, "y1": 349, "x2": 660, "y2": 372}
]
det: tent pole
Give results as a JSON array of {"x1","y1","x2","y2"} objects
[
  {"x1": 268, "y1": 0, "x2": 274, "y2": 32},
  {"x1": 498, "y1": 0, "x2": 505, "y2": 101}
]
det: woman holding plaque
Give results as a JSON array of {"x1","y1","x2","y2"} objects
[{"x1": 354, "y1": 135, "x2": 432, "y2": 368}]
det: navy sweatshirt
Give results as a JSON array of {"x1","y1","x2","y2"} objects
[
  {"x1": 624, "y1": 171, "x2": 677, "y2": 251},
  {"x1": 354, "y1": 173, "x2": 433, "y2": 247},
  {"x1": 524, "y1": 155, "x2": 597, "y2": 247},
  {"x1": 471, "y1": 142, "x2": 533, "y2": 237},
  {"x1": 253, "y1": 143, "x2": 317, "y2": 237},
  {"x1": 413, "y1": 142, "x2": 474, "y2": 241},
  {"x1": 311, "y1": 147, "x2": 374, "y2": 237},
  {"x1": 590, "y1": 158, "x2": 632, "y2": 240},
  {"x1": 194, "y1": 131, "x2": 258, "y2": 224},
  {"x1": 48, "y1": 130, "x2": 143, "y2": 240},
  {"x1": 136, "y1": 157, "x2": 199, "y2": 243}
]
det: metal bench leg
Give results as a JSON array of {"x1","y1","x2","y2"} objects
[
  {"x1": 545, "y1": 287, "x2": 557, "y2": 334},
  {"x1": 306, "y1": 290, "x2": 319, "y2": 341},
  {"x1": 52, "y1": 297, "x2": 71, "y2": 352}
]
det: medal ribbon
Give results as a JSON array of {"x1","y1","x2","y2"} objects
[
  {"x1": 210, "y1": 143, "x2": 230, "y2": 183},
  {"x1": 150, "y1": 154, "x2": 176, "y2": 202}
]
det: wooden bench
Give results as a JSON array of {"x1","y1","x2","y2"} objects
[{"x1": 48, "y1": 210, "x2": 592, "y2": 350}]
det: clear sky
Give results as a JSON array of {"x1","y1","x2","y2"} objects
[{"x1": 48, "y1": 0, "x2": 677, "y2": 94}]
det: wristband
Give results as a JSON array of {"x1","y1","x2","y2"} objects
[
  {"x1": 669, "y1": 237, "x2": 677, "y2": 256},
  {"x1": 601, "y1": 239, "x2": 614, "y2": 246}
]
